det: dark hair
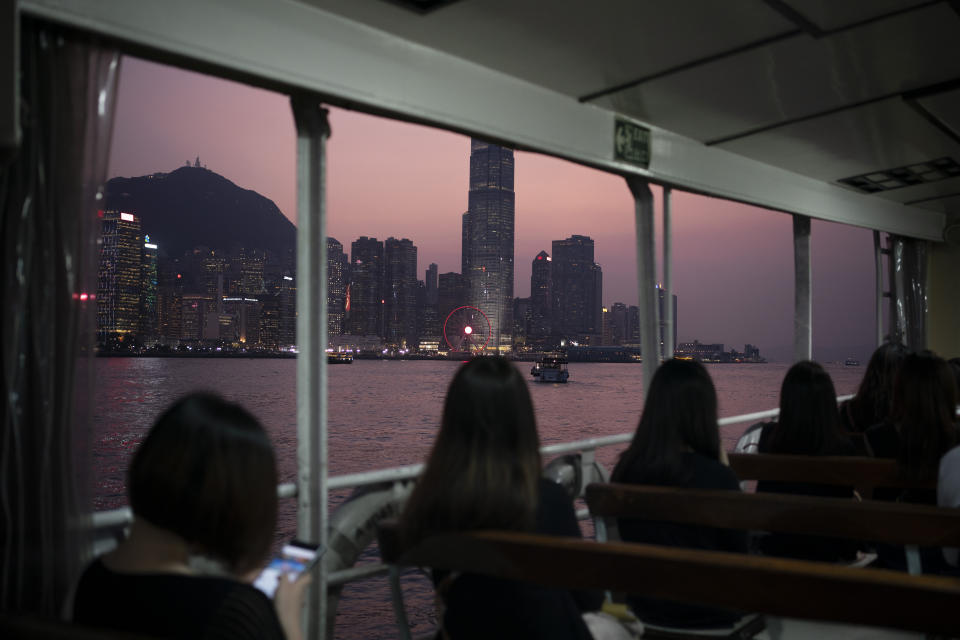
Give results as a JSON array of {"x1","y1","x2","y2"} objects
[
  {"x1": 766, "y1": 361, "x2": 845, "y2": 455},
  {"x1": 611, "y1": 359, "x2": 720, "y2": 485},
  {"x1": 846, "y1": 343, "x2": 909, "y2": 432},
  {"x1": 128, "y1": 393, "x2": 278, "y2": 575},
  {"x1": 890, "y1": 352, "x2": 959, "y2": 478},
  {"x1": 400, "y1": 357, "x2": 541, "y2": 545},
  {"x1": 949, "y1": 358, "x2": 960, "y2": 396}
]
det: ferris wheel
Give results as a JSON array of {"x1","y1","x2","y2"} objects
[{"x1": 443, "y1": 305, "x2": 492, "y2": 354}]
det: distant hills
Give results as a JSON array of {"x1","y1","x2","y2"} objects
[{"x1": 104, "y1": 166, "x2": 296, "y2": 258}]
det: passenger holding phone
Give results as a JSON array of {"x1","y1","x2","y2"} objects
[{"x1": 74, "y1": 393, "x2": 311, "y2": 640}]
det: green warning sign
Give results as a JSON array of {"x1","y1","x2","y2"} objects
[{"x1": 614, "y1": 119, "x2": 651, "y2": 168}]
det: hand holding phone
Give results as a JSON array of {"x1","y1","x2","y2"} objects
[{"x1": 253, "y1": 540, "x2": 324, "y2": 598}]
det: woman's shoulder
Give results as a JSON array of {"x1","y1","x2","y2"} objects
[{"x1": 683, "y1": 451, "x2": 741, "y2": 490}]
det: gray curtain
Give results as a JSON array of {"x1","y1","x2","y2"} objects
[
  {"x1": 888, "y1": 235, "x2": 928, "y2": 351},
  {"x1": 0, "y1": 18, "x2": 120, "y2": 617}
]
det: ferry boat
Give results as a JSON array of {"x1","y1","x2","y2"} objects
[
  {"x1": 534, "y1": 353, "x2": 570, "y2": 384},
  {"x1": 5, "y1": 2, "x2": 960, "y2": 638},
  {"x1": 845, "y1": 358, "x2": 861, "y2": 367},
  {"x1": 327, "y1": 352, "x2": 354, "y2": 364}
]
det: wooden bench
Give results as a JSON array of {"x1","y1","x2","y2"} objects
[
  {"x1": 726, "y1": 453, "x2": 936, "y2": 499},
  {"x1": 377, "y1": 522, "x2": 960, "y2": 637},
  {"x1": 585, "y1": 482, "x2": 960, "y2": 574}
]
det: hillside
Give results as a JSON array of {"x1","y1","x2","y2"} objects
[{"x1": 104, "y1": 166, "x2": 296, "y2": 258}]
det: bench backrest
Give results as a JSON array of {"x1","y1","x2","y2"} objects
[
  {"x1": 585, "y1": 482, "x2": 960, "y2": 547},
  {"x1": 727, "y1": 453, "x2": 936, "y2": 497},
  {"x1": 377, "y1": 522, "x2": 960, "y2": 636}
]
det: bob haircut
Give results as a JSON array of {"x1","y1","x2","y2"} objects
[
  {"x1": 400, "y1": 357, "x2": 541, "y2": 545},
  {"x1": 891, "y1": 351, "x2": 959, "y2": 478},
  {"x1": 846, "y1": 343, "x2": 909, "y2": 432},
  {"x1": 767, "y1": 361, "x2": 844, "y2": 455},
  {"x1": 128, "y1": 393, "x2": 277, "y2": 575},
  {"x1": 612, "y1": 358, "x2": 720, "y2": 485}
]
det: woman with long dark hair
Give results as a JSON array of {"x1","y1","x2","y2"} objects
[
  {"x1": 611, "y1": 359, "x2": 747, "y2": 629},
  {"x1": 754, "y1": 361, "x2": 858, "y2": 561},
  {"x1": 841, "y1": 343, "x2": 909, "y2": 434},
  {"x1": 866, "y1": 351, "x2": 960, "y2": 494},
  {"x1": 400, "y1": 356, "x2": 600, "y2": 639}
]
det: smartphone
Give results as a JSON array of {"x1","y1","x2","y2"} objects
[{"x1": 253, "y1": 540, "x2": 325, "y2": 598}]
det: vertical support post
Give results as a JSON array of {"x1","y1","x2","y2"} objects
[
  {"x1": 873, "y1": 230, "x2": 883, "y2": 347},
  {"x1": 792, "y1": 215, "x2": 812, "y2": 362},
  {"x1": 626, "y1": 176, "x2": 660, "y2": 402},
  {"x1": 292, "y1": 96, "x2": 330, "y2": 640},
  {"x1": 662, "y1": 186, "x2": 674, "y2": 359}
]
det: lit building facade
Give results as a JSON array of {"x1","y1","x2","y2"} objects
[
  {"x1": 551, "y1": 235, "x2": 603, "y2": 342},
  {"x1": 383, "y1": 237, "x2": 418, "y2": 348},
  {"x1": 327, "y1": 237, "x2": 347, "y2": 336},
  {"x1": 461, "y1": 139, "x2": 515, "y2": 352},
  {"x1": 348, "y1": 236, "x2": 384, "y2": 338},
  {"x1": 530, "y1": 250, "x2": 552, "y2": 338},
  {"x1": 138, "y1": 236, "x2": 160, "y2": 347},
  {"x1": 97, "y1": 210, "x2": 143, "y2": 348}
]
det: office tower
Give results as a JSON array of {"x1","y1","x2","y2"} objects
[
  {"x1": 657, "y1": 285, "x2": 678, "y2": 356},
  {"x1": 627, "y1": 305, "x2": 640, "y2": 344},
  {"x1": 138, "y1": 236, "x2": 160, "y2": 347},
  {"x1": 349, "y1": 236, "x2": 384, "y2": 337},
  {"x1": 240, "y1": 248, "x2": 265, "y2": 295},
  {"x1": 461, "y1": 139, "x2": 515, "y2": 352},
  {"x1": 530, "y1": 251, "x2": 552, "y2": 338},
  {"x1": 383, "y1": 237, "x2": 418, "y2": 348},
  {"x1": 609, "y1": 302, "x2": 628, "y2": 346},
  {"x1": 327, "y1": 237, "x2": 347, "y2": 336},
  {"x1": 425, "y1": 263, "x2": 438, "y2": 306},
  {"x1": 551, "y1": 235, "x2": 602, "y2": 341},
  {"x1": 259, "y1": 295, "x2": 280, "y2": 349},
  {"x1": 437, "y1": 272, "x2": 467, "y2": 329},
  {"x1": 97, "y1": 210, "x2": 143, "y2": 348},
  {"x1": 513, "y1": 296, "x2": 532, "y2": 346},
  {"x1": 279, "y1": 272, "x2": 296, "y2": 348},
  {"x1": 601, "y1": 306, "x2": 612, "y2": 346},
  {"x1": 158, "y1": 256, "x2": 183, "y2": 345}
]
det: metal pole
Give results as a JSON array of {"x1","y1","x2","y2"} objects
[
  {"x1": 292, "y1": 96, "x2": 330, "y2": 639},
  {"x1": 662, "y1": 186, "x2": 674, "y2": 359},
  {"x1": 793, "y1": 215, "x2": 812, "y2": 362},
  {"x1": 626, "y1": 176, "x2": 660, "y2": 402},
  {"x1": 873, "y1": 230, "x2": 883, "y2": 347}
]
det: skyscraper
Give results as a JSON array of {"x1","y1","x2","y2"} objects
[
  {"x1": 383, "y1": 237, "x2": 418, "y2": 348},
  {"x1": 461, "y1": 139, "x2": 515, "y2": 352},
  {"x1": 551, "y1": 235, "x2": 602, "y2": 341},
  {"x1": 138, "y1": 236, "x2": 160, "y2": 347},
  {"x1": 530, "y1": 251, "x2": 552, "y2": 338},
  {"x1": 97, "y1": 210, "x2": 143, "y2": 348},
  {"x1": 437, "y1": 272, "x2": 467, "y2": 330},
  {"x1": 348, "y1": 236, "x2": 384, "y2": 337},
  {"x1": 425, "y1": 263, "x2": 438, "y2": 306},
  {"x1": 327, "y1": 237, "x2": 347, "y2": 336}
]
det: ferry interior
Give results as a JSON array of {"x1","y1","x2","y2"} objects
[{"x1": 4, "y1": 0, "x2": 960, "y2": 638}]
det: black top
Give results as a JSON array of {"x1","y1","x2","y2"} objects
[
  {"x1": 865, "y1": 421, "x2": 937, "y2": 505},
  {"x1": 440, "y1": 478, "x2": 599, "y2": 640},
  {"x1": 73, "y1": 559, "x2": 285, "y2": 640},
  {"x1": 754, "y1": 422, "x2": 859, "y2": 562},
  {"x1": 616, "y1": 451, "x2": 748, "y2": 629}
]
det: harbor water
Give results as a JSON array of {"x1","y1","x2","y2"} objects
[{"x1": 90, "y1": 357, "x2": 864, "y2": 637}]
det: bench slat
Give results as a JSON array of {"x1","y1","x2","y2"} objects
[
  {"x1": 727, "y1": 454, "x2": 935, "y2": 492},
  {"x1": 585, "y1": 483, "x2": 960, "y2": 547}
]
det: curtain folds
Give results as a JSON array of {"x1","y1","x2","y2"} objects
[{"x1": 0, "y1": 19, "x2": 120, "y2": 617}]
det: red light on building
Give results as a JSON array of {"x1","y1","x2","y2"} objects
[
  {"x1": 177, "y1": 273, "x2": 182, "y2": 279},
  {"x1": 79, "y1": 293, "x2": 89, "y2": 301},
  {"x1": 536, "y1": 255, "x2": 543, "y2": 260},
  {"x1": 97, "y1": 210, "x2": 104, "y2": 218}
]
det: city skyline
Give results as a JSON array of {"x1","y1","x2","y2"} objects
[{"x1": 107, "y1": 56, "x2": 877, "y2": 360}]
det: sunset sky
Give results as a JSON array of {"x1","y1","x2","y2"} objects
[{"x1": 108, "y1": 57, "x2": 877, "y2": 361}]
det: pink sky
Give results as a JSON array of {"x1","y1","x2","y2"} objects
[{"x1": 108, "y1": 57, "x2": 877, "y2": 361}]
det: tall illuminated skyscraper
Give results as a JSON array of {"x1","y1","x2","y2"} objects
[
  {"x1": 551, "y1": 235, "x2": 602, "y2": 341},
  {"x1": 349, "y1": 236, "x2": 384, "y2": 337},
  {"x1": 327, "y1": 237, "x2": 346, "y2": 336},
  {"x1": 97, "y1": 210, "x2": 143, "y2": 348},
  {"x1": 461, "y1": 139, "x2": 515, "y2": 352},
  {"x1": 384, "y1": 237, "x2": 418, "y2": 348},
  {"x1": 138, "y1": 236, "x2": 160, "y2": 346}
]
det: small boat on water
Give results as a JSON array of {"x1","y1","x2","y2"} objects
[
  {"x1": 328, "y1": 352, "x2": 354, "y2": 364},
  {"x1": 533, "y1": 353, "x2": 570, "y2": 383},
  {"x1": 844, "y1": 358, "x2": 860, "y2": 367}
]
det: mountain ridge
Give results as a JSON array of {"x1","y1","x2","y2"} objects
[{"x1": 104, "y1": 166, "x2": 296, "y2": 258}]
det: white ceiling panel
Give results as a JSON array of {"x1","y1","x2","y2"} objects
[
  {"x1": 590, "y1": 2, "x2": 960, "y2": 143},
  {"x1": 716, "y1": 98, "x2": 960, "y2": 184},
  {"x1": 786, "y1": 0, "x2": 932, "y2": 32}
]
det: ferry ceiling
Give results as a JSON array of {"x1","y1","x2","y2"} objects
[{"x1": 15, "y1": 0, "x2": 960, "y2": 241}]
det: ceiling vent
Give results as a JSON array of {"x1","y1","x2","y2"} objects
[
  {"x1": 379, "y1": 0, "x2": 463, "y2": 14},
  {"x1": 838, "y1": 157, "x2": 960, "y2": 193}
]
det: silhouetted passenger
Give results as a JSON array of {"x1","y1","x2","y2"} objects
[
  {"x1": 611, "y1": 358, "x2": 748, "y2": 630},
  {"x1": 840, "y1": 343, "x2": 909, "y2": 452},
  {"x1": 754, "y1": 361, "x2": 859, "y2": 562},
  {"x1": 400, "y1": 357, "x2": 599, "y2": 640},
  {"x1": 74, "y1": 393, "x2": 309, "y2": 640}
]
